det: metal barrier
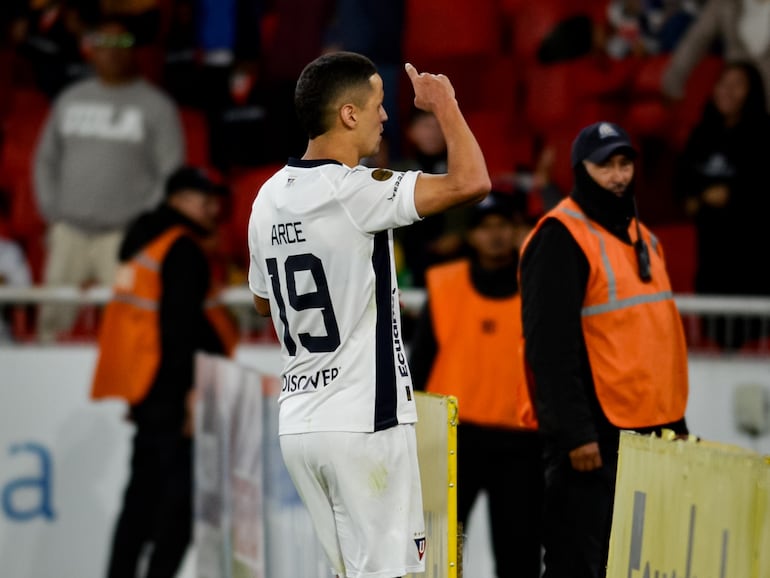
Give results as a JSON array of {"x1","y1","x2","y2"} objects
[{"x1": 1, "y1": 286, "x2": 770, "y2": 353}]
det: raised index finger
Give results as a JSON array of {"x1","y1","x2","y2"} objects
[{"x1": 404, "y1": 62, "x2": 419, "y2": 81}]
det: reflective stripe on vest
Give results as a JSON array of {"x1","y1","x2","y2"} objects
[
  {"x1": 91, "y1": 226, "x2": 237, "y2": 404},
  {"x1": 558, "y1": 206, "x2": 673, "y2": 317},
  {"x1": 425, "y1": 260, "x2": 537, "y2": 430},
  {"x1": 112, "y1": 293, "x2": 158, "y2": 310},
  {"x1": 523, "y1": 197, "x2": 688, "y2": 429}
]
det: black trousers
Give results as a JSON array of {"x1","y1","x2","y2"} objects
[
  {"x1": 106, "y1": 429, "x2": 193, "y2": 578},
  {"x1": 541, "y1": 440, "x2": 619, "y2": 578},
  {"x1": 457, "y1": 424, "x2": 544, "y2": 578}
]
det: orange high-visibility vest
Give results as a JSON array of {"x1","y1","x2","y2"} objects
[
  {"x1": 425, "y1": 260, "x2": 538, "y2": 430},
  {"x1": 91, "y1": 226, "x2": 238, "y2": 404},
  {"x1": 522, "y1": 197, "x2": 688, "y2": 428}
]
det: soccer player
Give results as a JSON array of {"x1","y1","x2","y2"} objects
[{"x1": 247, "y1": 51, "x2": 490, "y2": 578}]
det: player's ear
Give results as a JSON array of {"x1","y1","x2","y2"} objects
[{"x1": 340, "y1": 103, "x2": 357, "y2": 129}]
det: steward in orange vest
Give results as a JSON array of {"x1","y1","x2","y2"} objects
[
  {"x1": 409, "y1": 192, "x2": 543, "y2": 578},
  {"x1": 92, "y1": 165, "x2": 238, "y2": 578},
  {"x1": 422, "y1": 258, "x2": 536, "y2": 429},
  {"x1": 91, "y1": 222, "x2": 237, "y2": 408},
  {"x1": 519, "y1": 122, "x2": 689, "y2": 578}
]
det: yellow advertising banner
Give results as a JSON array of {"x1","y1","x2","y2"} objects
[
  {"x1": 757, "y1": 458, "x2": 770, "y2": 578},
  {"x1": 608, "y1": 431, "x2": 769, "y2": 578},
  {"x1": 407, "y1": 392, "x2": 459, "y2": 578}
]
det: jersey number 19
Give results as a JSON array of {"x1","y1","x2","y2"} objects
[{"x1": 266, "y1": 254, "x2": 341, "y2": 356}]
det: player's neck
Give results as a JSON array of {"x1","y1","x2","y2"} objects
[{"x1": 303, "y1": 135, "x2": 360, "y2": 168}]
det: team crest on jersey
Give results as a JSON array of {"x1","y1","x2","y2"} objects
[
  {"x1": 371, "y1": 168, "x2": 393, "y2": 181},
  {"x1": 414, "y1": 537, "x2": 426, "y2": 560}
]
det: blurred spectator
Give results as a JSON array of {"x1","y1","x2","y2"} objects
[
  {"x1": 194, "y1": 0, "x2": 261, "y2": 71},
  {"x1": 33, "y1": 14, "x2": 183, "y2": 342},
  {"x1": 496, "y1": 144, "x2": 565, "y2": 216},
  {"x1": 536, "y1": 11, "x2": 599, "y2": 65},
  {"x1": 160, "y1": 0, "x2": 197, "y2": 102},
  {"x1": 12, "y1": 0, "x2": 93, "y2": 98},
  {"x1": 97, "y1": 0, "x2": 178, "y2": 84},
  {"x1": 259, "y1": 0, "x2": 336, "y2": 162},
  {"x1": 0, "y1": 191, "x2": 33, "y2": 343},
  {"x1": 603, "y1": 0, "x2": 699, "y2": 59},
  {"x1": 674, "y1": 60, "x2": 770, "y2": 345},
  {"x1": 91, "y1": 165, "x2": 237, "y2": 578},
  {"x1": 99, "y1": 0, "x2": 168, "y2": 44},
  {"x1": 0, "y1": 1, "x2": 25, "y2": 136},
  {"x1": 192, "y1": 0, "x2": 266, "y2": 168},
  {"x1": 662, "y1": 0, "x2": 770, "y2": 110},
  {"x1": 394, "y1": 109, "x2": 465, "y2": 287},
  {"x1": 409, "y1": 192, "x2": 543, "y2": 578},
  {"x1": 324, "y1": 0, "x2": 405, "y2": 162}
]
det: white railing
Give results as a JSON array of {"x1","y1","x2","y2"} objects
[
  {"x1": 4, "y1": 286, "x2": 770, "y2": 312},
  {"x1": 1, "y1": 286, "x2": 770, "y2": 352}
]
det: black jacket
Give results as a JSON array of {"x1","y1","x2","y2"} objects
[
  {"x1": 520, "y1": 166, "x2": 687, "y2": 453},
  {"x1": 120, "y1": 204, "x2": 225, "y2": 431},
  {"x1": 674, "y1": 105, "x2": 770, "y2": 295}
]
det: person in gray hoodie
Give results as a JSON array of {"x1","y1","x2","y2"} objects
[{"x1": 33, "y1": 15, "x2": 183, "y2": 342}]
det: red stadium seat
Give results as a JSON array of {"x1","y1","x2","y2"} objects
[
  {"x1": 739, "y1": 337, "x2": 770, "y2": 355},
  {"x1": 1, "y1": 88, "x2": 50, "y2": 180},
  {"x1": 624, "y1": 55, "x2": 724, "y2": 149},
  {"x1": 179, "y1": 106, "x2": 210, "y2": 166},
  {"x1": 403, "y1": 0, "x2": 503, "y2": 61},
  {"x1": 225, "y1": 164, "x2": 284, "y2": 270},
  {"x1": 629, "y1": 54, "x2": 672, "y2": 95},
  {"x1": 522, "y1": 58, "x2": 625, "y2": 137},
  {"x1": 506, "y1": 0, "x2": 606, "y2": 62},
  {"x1": 0, "y1": 87, "x2": 50, "y2": 280},
  {"x1": 623, "y1": 100, "x2": 672, "y2": 140},
  {"x1": 0, "y1": 49, "x2": 15, "y2": 123},
  {"x1": 466, "y1": 110, "x2": 533, "y2": 176}
]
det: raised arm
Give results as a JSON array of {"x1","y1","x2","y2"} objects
[{"x1": 405, "y1": 63, "x2": 491, "y2": 217}]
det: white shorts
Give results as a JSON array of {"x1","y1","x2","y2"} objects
[{"x1": 280, "y1": 424, "x2": 426, "y2": 578}]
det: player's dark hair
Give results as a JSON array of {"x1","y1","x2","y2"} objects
[{"x1": 294, "y1": 52, "x2": 378, "y2": 139}]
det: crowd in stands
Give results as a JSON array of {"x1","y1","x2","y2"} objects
[{"x1": 2, "y1": 0, "x2": 770, "y2": 344}]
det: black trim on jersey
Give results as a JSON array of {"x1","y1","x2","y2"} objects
[
  {"x1": 372, "y1": 231, "x2": 399, "y2": 431},
  {"x1": 287, "y1": 158, "x2": 343, "y2": 168}
]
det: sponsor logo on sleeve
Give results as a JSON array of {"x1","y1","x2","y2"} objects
[
  {"x1": 371, "y1": 168, "x2": 393, "y2": 181},
  {"x1": 386, "y1": 173, "x2": 404, "y2": 201}
]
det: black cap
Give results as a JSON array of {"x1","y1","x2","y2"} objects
[
  {"x1": 570, "y1": 121, "x2": 637, "y2": 168},
  {"x1": 165, "y1": 165, "x2": 228, "y2": 198},
  {"x1": 467, "y1": 191, "x2": 516, "y2": 229}
]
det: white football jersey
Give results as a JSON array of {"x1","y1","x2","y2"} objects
[{"x1": 248, "y1": 159, "x2": 423, "y2": 434}]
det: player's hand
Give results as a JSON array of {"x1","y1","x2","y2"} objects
[
  {"x1": 405, "y1": 62, "x2": 456, "y2": 113},
  {"x1": 569, "y1": 441, "x2": 602, "y2": 472}
]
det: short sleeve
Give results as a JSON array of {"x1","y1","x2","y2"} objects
[
  {"x1": 335, "y1": 167, "x2": 421, "y2": 233},
  {"x1": 247, "y1": 212, "x2": 269, "y2": 298}
]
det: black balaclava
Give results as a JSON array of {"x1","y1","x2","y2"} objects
[{"x1": 572, "y1": 162, "x2": 635, "y2": 240}]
